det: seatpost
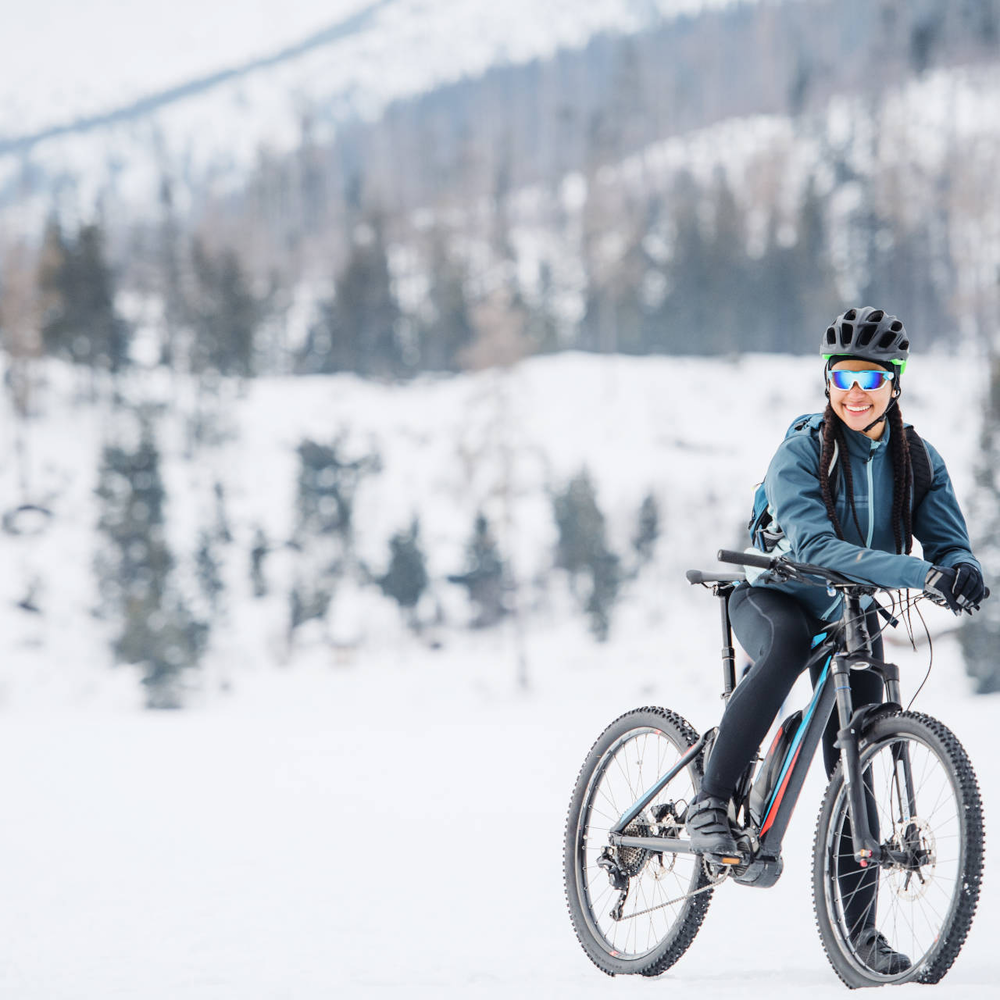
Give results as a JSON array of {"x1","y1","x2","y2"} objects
[{"x1": 717, "y1": 585, "x2": 737, "y2": 697}]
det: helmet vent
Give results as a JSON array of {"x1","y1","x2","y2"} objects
[
  {"x1": 890, "y1": 320, "x2": 903, "y2": 332},
  {"x1": 825, "y1": 327, "x2": 836, "y2": 344},
  {"x1": 858, "y1": 323, "x2": 878, "y2": 345},
  {"x1": 844, "y1": 308, "x2": 857, "y2": 321},
  {"x1": 877, "y1": 331, "x2": 896, "y2": 349},
  {"x1": 899, "y1": 338, "x2": 910, "y2": 352},
  {"x1": 869, "y1": 309, "x2": 885, "y2": 322},
  {"x1": 840, "y1": 322, "x2": 853, "y2": 342}
]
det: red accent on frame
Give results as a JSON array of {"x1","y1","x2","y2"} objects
[{"x1": 760, "y1": 745, "x2": 802, "y2": 836}]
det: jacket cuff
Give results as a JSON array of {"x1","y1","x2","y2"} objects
[{"x1": 907, "y1": 558, "x2": 933, "y2": 590}]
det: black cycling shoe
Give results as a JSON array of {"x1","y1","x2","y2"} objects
[
  {"x1": 852, "y1": 927, "x2": 911, "y2": 975},
  {"x1": 684, "y1": 792, "x2": 739, "y2": 857}
]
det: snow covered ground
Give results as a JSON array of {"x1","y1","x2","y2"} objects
[
  {"x1": 0, "y1": 622, "x2": 995, "y2": 998},
  {"x1": 0, "y1": 349, "x2": 996, "y2": 995}
]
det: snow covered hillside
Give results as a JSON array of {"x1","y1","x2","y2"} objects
[
  {"x1": 1, "y1": 0, "x2": 755, "y2": 234},
  {"x1": 0, "y1": 349, "x2": 986, "y2": 710},
  {"x1": 3, "y1": 0, "x2": 751, "y2": 138}
]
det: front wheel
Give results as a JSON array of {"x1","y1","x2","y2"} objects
[
  {"x1": 563, "y1": 706, "x2": 712, "y2": 976},
  {"x1": 812, "y1": 711, "x2": 984, "y2": 988}
]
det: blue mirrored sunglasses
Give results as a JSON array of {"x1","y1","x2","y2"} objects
[{"x1": 826, "y1": 369, "x2": 894, "y2": 391}]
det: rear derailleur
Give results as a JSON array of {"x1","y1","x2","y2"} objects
[{"x1": 598, "y1": 803, "x2": 681, "y2": 921}]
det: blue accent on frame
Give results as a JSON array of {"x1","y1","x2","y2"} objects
[{"x1": 760, "y1": 654, "x2": 833, "y2": 825}]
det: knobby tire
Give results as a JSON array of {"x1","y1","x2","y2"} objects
[
  {"x1": 563, "y1": 706, "x2": 712, "y2": 977},
  {"x1": 812, "y1": 710, "x2": 984, "y2": 988}
]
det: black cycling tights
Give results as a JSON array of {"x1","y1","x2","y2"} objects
[
  {"x1": 701, "y1": 585, "x2": 884, "y2": 798},
  {"x1": 701, "y1": 584, "x2": 885, "y2": 934}
]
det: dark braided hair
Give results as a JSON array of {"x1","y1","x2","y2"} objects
[
  {"x1": 818, "y1": 402, "x2": 914, "y2": 554},
  {"x1": 887, "y1": 404, "x2": 914, "y2": 554},
  {"x1": 820, "y1": 404, "x2": 864, "y2": 542}
]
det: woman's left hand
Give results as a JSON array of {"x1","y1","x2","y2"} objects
[{"x1": 952, "y1": 563, "x2": 987, "y2": 609}]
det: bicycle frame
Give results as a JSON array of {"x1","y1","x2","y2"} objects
[{"x1": 607, "y1": 573, "x2": 911, "y2": 875}]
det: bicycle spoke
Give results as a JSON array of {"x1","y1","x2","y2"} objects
[
  {"x1": 814, "y1": 716, "x2": 981, "y2": 986},
  {"x1": 566, "y1": 711, "x2": 713, "y2": 973}
]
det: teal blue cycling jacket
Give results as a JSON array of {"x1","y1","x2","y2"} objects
[{"x1": 752, "y1": 414, "x2": 980, "y2": 621}]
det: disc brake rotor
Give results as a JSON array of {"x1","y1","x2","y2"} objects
[{"x1": 886, "y1": 817, "x2": 936, "y2": 901}]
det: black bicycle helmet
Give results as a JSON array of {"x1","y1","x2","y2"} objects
[{"x1": 821, "y1": 307, "x2": 909, "y2": 372}]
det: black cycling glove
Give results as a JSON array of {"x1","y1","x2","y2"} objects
[
  {"x1": 952, "y1": 562, "x2": 987, "y2": 608},
  {"x1": 925, "y1": 564, "x2": 987, "y2": 614}
]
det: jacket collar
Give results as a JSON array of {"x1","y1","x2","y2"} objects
[{"x1": 839, "y1": 418, "x2": 891, "y2": 458}]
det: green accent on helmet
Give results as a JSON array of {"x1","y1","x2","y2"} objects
[{"x1": 823, "y1": 353, "x2": 907, "y2": 374}]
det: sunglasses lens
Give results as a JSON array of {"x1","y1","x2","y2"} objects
[{"x1": 829, "y1": 370, "x2": 891, "y2": 391}]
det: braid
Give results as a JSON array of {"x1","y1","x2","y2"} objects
[
  {"x1": 888, "y1": 404, "x2": 914, "y2": 554},
  {"x1": 820, "y1": 403, "x2": 866, "y2": 540},
  {"x1": 819, "y1": 406, "x2": 845, "y2": 538}
]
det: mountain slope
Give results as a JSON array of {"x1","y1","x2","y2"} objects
[{"x1": 1, "y1": 0, "x2": 748, "y2": 146}]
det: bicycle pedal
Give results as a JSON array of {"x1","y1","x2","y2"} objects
[{"x1": 704, "y1": 851, "x2": 744, "y2": 867}]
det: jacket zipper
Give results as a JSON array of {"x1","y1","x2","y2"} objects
[{"x1": 866, "y1": 446, "x2": 876, "y2": 547}]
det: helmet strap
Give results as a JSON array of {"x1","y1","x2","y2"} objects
[{"x1": 861, "y1": 390, "x2": 900, "y2": 433}]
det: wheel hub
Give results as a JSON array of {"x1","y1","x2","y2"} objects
[
  {"x1": 885, "y1": 817, "x2": 936, "y2": 901},
  {"x1": 616, "y1": 819, "x2": 651, "y2": 877}
]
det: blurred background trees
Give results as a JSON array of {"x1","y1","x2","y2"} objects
[{"x1": 6, "y1": 0, "x2": 1000, "y2": 385}]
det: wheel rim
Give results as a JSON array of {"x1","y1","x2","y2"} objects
[
  {"x1": 574, "y1": 726, "x2": 703, "y2": 960},
  {"x1": 822, "y1": 732, "x2": 964, "y2": 981}
]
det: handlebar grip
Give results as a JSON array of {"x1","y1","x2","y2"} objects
[{"x1": 718, "y1": 548, "x2": 773, "y2": 570}]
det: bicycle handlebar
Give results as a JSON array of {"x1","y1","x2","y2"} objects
[
  {"x1": 714, "y1": 550, "x2": 988, "y2": 614},
  {"x1": 717, "y1": 548, "x2": 862, "y2": 590},
  {"x1": 718, "y1": 548, "x2": 771, "y2": 570}
]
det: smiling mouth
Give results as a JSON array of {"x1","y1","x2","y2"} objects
[{"x1": 845, "y1": 404, "x2": 872, "y2": 413}]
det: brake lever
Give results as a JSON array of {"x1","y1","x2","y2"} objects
[{"x1": 762, "y1": 565, "x2": 795, "y2": 585}]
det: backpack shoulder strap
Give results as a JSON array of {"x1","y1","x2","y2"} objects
[
  {"x1": 792, "y1": 414, "x2": 838, "y2": 488},
  {"x1": 905, "y1": 426, "x2": 933, "y2": 510},
  {"x1": 788, "y1": 413, "x2": 824, "y2": 436}
]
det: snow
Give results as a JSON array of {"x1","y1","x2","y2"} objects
[
  {"x1": 2, "y1": 0, "x2": 756, "y2": 137},
  {"x1": 0, "y1": 349, "x2": 996, "y2": 995},
  {"x1": 0, "y1": 1, "x2": 368, "y2": 133},
  {"x1": 0, "y1": 626, "x2": 996, "y2": 997},
  {"x1": 0, "y1": 0, "x2": 768, "y2": 238}
]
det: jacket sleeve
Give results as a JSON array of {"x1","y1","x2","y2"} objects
[
  {"x1": 912, "y1": 438, "x2": 981, "y2": 573},
  {"x1": 765, "y1": 436, "x2": 930, "y2": 590}
]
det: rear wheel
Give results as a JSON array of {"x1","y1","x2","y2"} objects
[
  {"x1": 812, "y1": 711, "x2": 984, "y2": 987},
  {"x1": 563, "y1": 706, "x2": 712, "y2": 976}
]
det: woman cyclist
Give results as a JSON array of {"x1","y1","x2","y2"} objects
[{"x1": 685, "y1": 307, "x2": 987, "y2": 973}]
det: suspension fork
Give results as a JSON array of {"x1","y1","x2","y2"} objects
[
  {"x1": 833, "y1": 597, "x2": 882, "y2": 862},
  {"x1": 880, "y1": 665, "x2": 918, "y2": 823},
  {"x1": 833, "y1": 598, "x2": 918, "y2": 862}
]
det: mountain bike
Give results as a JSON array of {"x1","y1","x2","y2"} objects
[{"x1": 563, "y1": 549, "x2": 985, "y2": 987}]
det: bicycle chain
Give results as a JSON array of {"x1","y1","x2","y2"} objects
[{"x1": 612, "y1": 862, "x2": 730, "y2": 922}]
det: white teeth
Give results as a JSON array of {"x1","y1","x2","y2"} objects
[{"x1": 846, "y1": 405, "x2": 870, "y2": 412}]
